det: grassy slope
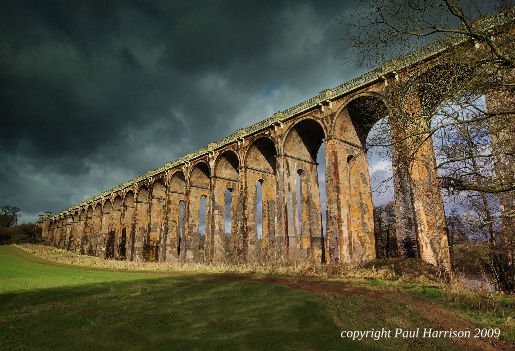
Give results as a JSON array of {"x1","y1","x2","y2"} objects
[
  {"x1": 355, "y1": 279, "x2": 515, "y2": 343},
  {"x1": 0, "y1": 246, "x2": 363, "y2": 350},
  {"x1": 0, "y1": 245, "x2": 511, "y2": 350}
]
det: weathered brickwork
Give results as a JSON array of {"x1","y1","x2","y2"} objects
[
  {"x1": 38, "y1": 15, "x2": 514, "y2": 270},
  {"x1": 38, "y1": 78, "x2": 451, "y2": 270}
]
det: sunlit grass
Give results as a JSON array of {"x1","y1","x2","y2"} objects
[
  {"x1": 1, "y1": 245, "x2": 513, "y2": 350},
  {"x1": 0, "y1": 246, "x2": 359, "y2": 350}
]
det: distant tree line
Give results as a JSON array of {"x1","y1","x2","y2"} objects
[{"x1": 0, "y1": 205, "x2": 41, "y2": 245}]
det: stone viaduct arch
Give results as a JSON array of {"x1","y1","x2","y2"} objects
[
  {"x1": 213, "y1": 150, "x2": 240, "y2": 262},
  {"x1": 39, "y1": 17, "x2": 514, "y2": 270},
  {"x1": 244, "y1": 136, "x2": 277, "y2": 262},
  {"x1": 37, "y1": 83, "x2": 453, "y2": 269}
]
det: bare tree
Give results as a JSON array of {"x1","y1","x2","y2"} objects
[
  {"x1": 373, "y1": 201, "x2": 398, "y2": 259},
  {"x1": 0, "y1": 205, "x2": 20, "y2": 228},
  {"x1": 341, "y1": 1, "x2": 514, "y2": 290}
]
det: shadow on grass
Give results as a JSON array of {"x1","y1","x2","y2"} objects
[{"x1": 0, "y1": 275, "x2": 376, "y2": 351}]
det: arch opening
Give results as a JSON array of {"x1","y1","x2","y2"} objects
[
  {"x1": 215, "y1": 150, "x2": 240, "y2": 179},
  {"x1": 432, "y1": 94, "x2": 503, "y2": 257},
  {"x1": 105, "y1": 231, "x2": 115, "y2": 259},
  {"x1": 190, "y1": 162, "x2": 210, "y2": 188},
  {"x1": 283, "y1": 118, "x2": 325, "y2": 261},
  {"x1": 245, "y1": 137, "x2": 277, "y2": 173},
  {"x1": 316, "y1": 143, "x2": 327, "y2": 240},
  {"x1": 178, "y1": 200, "x2": 185, "y2": 256},
  {"x1": 198, "y1": 195, "x2": 207, "y2": 252},
  {"x1": 119, "y1": 228, "x2": 127, "y2": 260},
  {"x1": 331, "y1": 95, "x2": 389, "y2": 263},
  {"x1": 365, "y1": 118, "x2": 397, "y2": 259},
  {"x1": 170, "y1": 171, "x2": 186, "y2": 193},
  {"x1": 296, "y1": 170, "x2": 302, "y2": 239},
  {"x1": 345, "y1": 96, "x2": 388, "y2": 147},
  {"x1": 225, "y1": 189, "x2": 232, "y2": 239},
  {"x1": 246, "y1": 137, "x2": 277, "y2": 250},
  {"x1": 257, "y1": 180, "x2": 263, "y2": 240}
]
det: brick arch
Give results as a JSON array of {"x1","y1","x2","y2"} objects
[
  {"x1": 124, "y1": 190, "x2": 135, "y2": 206},
  {"x1": 136, "y1": 185, "x2": 149, "y2": 202},
  {"x1": 282, "y1": 117, "x2": 326, "y2": 163},
  {"x1": 169, "y1": 171, "x2": 186, "y2": 193},
  {"x1": 151, "y1": 178, "x2": 166, "y2": 199},
  {"x1": 113, "y1": 195, "x2": 122, "y2": 210},
  {"x1": 78, "y1": 208, "x2": 85, "y2": 220},
  {"x1": 93, "y1": 202, "x2": 102, "y2": 234},
  {"x1": 324, "y1": 93, "x2": 384, "y2": 265},
  {"x1": 164, "y1": 170, "x2": 186, "y2": 263},
  {"x1": 147, "y1": 178, "x2": 166, "y2": 262},
  {"x1": 331, "y1": 92, "x2": 388, "y2": 147},
  {"x1": 86, "y1": 205, "x2": 93, "y2": 217},
  {"x1": 103, "y1": 198, "x2": 112, "y2": 213},
  {"x1": 214, "y1": 149, "x2": 240, "y2": 180},
  {"x1": 211, "y1": 149, "x2": 241, "y2": 261},
  {"x1": 281, "y1": 117, "x2": 327, "y2": 262},
  {"x1": 244, "y1": 136, "x2": 277, "y2": 173},
  {"x1": 189, "y1": 161, "x2": 210, "y2": 191}
]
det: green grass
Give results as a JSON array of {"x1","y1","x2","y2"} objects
[
  {"x1": 399, "y1": 283, "x2": 515, "y2": 342},
  {"x1": 341, "y1": 278, "x2": 515, "y2": 343},
  {"x1": 0, "y1": 246, "x2": 364, "y2": 350},
  {"x1": 0, "y1": 245, "x2": 512, "y2": 350}
]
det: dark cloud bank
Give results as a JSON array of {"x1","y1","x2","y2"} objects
[{"x1": 1, "y1": 0, "x2": 371, "y2": 223}]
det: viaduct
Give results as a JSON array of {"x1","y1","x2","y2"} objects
[{"x1": 38, "y1": 12, "x2": 514, "y2": 271}]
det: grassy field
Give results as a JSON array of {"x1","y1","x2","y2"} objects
[{"x1": 0, "y1": 245, "x2": 513, "y2": 350}]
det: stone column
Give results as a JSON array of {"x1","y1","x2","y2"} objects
[
  {"x1": 325, "y1": 141, "x2": 348, "y2": 264},
  {"x1": 262, "y1": 177, "x2": 277, "y2": 261},
  {"x1": 64, "y1": 216, "x2": 72, "y2": 250},
  {"x1": 211, "y1": 179, "x2": 228, "y2": 263},
  {"x1": 391, "y1": 136, "x2": 419, "y2": 258},
  {"x1": 37, "y1": 215, "x2": 51, "y2": 244},
  {"x1": 111, "y1": 201, "x2": 122, "y2": 259},
  {"x1": 100, "y1": 204, "x2": 111, "y2": 257},
  {"x1": 183, "y1": 185, "x2": 203, "y2": 263},
  {"x1": 58, "y1": 219, "x2": 65, "y2": 248},
  {"x1": 277, "y1": 154, "x2": 300, "y2": 262},
  {"x1": 123, "y1": 193, "x2": 136, "y2": 261},
  {"x1": 234, "y1": 167, "x2": 248, "y2": 263},
  {"x1": 242, "y1": 168, "x2": 257, "y2": 262},
  {"x1": 133, "y1": 188, "x2": 149, "y2": 262},
  {"x1": 164, "y1": 189, "x2": 184, "y2": 262},
  {"x1": 68, "y1": 214, "x2": 79, "y2": 252},
  {"x1": 229, "y1": 186, "x2": 240, "y2": 257},
  {"x1": 149, "y1": 182, "x2": 166, "y2": 262},
  {"x1": 273, "y1": 154, "x2": 287, "y2": 263},
  {"x1": 390, "y1": 97, "x2": 451, "y2": 270},
  {"x1": 348, "y1": 151, "x2": 375, "y2": 263}
]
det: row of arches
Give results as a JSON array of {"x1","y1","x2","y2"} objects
[{"x1": 43, "y1": 92, "x2": 451, "y2": 268}]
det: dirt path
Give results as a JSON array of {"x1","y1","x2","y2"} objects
[
  {"x1": 5, "y1": 246, "x2": 513, "y2": 350},
  {"x1": 211, "y1": 274, "x2": 512, "y2": 351}
]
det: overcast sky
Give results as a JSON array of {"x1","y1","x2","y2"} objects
[{"x1": 1, "y1": 0, "x2": 400, "y2": 224}]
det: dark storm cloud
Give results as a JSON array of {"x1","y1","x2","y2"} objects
[{"x1": 0, "y1": 0, "x2": 365, "y2": 223}]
